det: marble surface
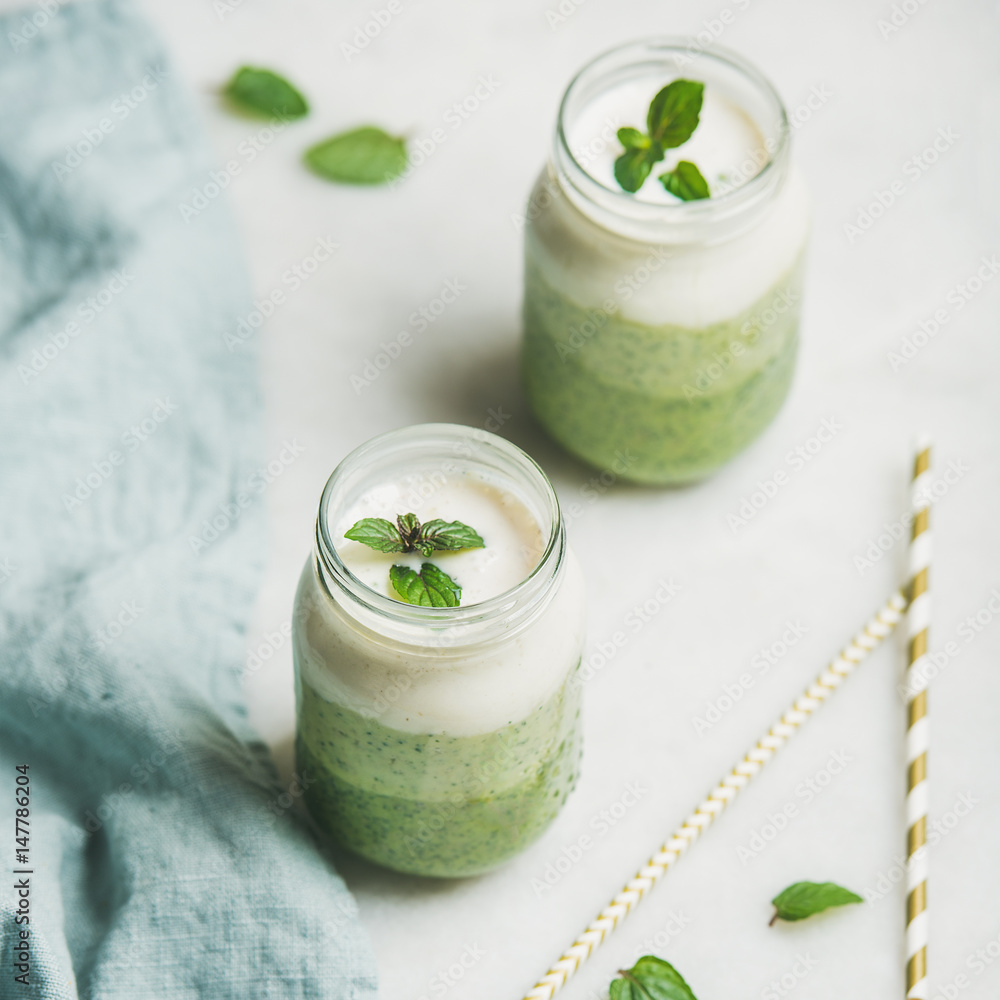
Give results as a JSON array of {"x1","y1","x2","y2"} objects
[{"x1": 137, "y1": 0, "x2": 999, "y2": 997}]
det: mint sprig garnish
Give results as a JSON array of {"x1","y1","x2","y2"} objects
[
  {"x1": 345, "y1": 513, "x2": 484, "y2": 557},
  {"x1": 613, "y1": 79, "x2": 710, "y2": 200},
  {"x1": 389, "y1": 563, "x2": 462, "y2": 607},
  {"x1": 610, "y1": 956, "x2": 699, "y2": 1000},
  {"x1": 769, "y1": 881, "x2": 863, "y2": 925},
  {"x1": 344, "y1": 512, "x2": 484, "y2": 606}
]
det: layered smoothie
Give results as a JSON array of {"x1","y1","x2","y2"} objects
[
  {"x1": 295, "y1": 672, "x2": 580, "y2": 877},
  {"x1": 522, "y1": 43, "x2": 810, "y2": 484},
  {"x1": 294, "y1": 431, "x2": 586, "y2": 877},
  {"x1": 523, "y1": 249, "x2": 805, "y2": 484}
]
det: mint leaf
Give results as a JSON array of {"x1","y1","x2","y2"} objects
[
  {"x1": 305, "y1": 126, "x2": 408, "y2": 185},
  {"x1": 770, "y1": 881, "x2": 863, "y2": 925},
  {"x1": 416, "y1": 519, "x2": 485, "y2": 555},
  {"x1": 614, "y1": 146, "x2": 658, "y2": 193},
  {"x1": 344, "y1": 517, "x2": 405, "y2": 553},
  {"x1": 396, "y1": 513, "x2": 421, "y2": 550},
  {"x1": 609, "y1": 956, "x2": 699, "y2": 1000},
  {"x1": 647, "y1": 79, "x2": 704, "y2": 149},
  {"x1": 617, "y1": 127, "x2": 651, "y2": 151},
  {"x1": 389, "y1": 562, "x2": 462, "y2": 607},
  {"x1": 659, "y1": 160, "x2": 710, "y2": 201},
  {"x1": 224, "y1": 66, "x2": 309, "y2": 119}
]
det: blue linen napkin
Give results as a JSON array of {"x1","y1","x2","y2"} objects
[{"x1": 0, "y1": 2, "x2": 377, "y2": 996}]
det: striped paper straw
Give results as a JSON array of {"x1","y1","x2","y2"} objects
[
  {"x1": 905, "y1": 442, "x2": 932, "y2": 1000},
  {"x1": 523, "y1": 590, "x2": 909, "y2": 1000}
]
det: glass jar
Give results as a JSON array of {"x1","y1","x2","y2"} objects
[
  {"x1": 522, "y1": 39, "x2": 809, "y2": 485},
  {"x1": 292, "y1": 423, "x2": 586, "y2": 877}
]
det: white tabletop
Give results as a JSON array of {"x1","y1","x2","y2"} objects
[{"x1": 140, "y1": 1, "x2": 999, "y2": 997}]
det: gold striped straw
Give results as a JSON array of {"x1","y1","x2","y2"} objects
[
  {"x1": 904, "y1": 441, "x2": 932, "y2": 1000},
  {"x1": 522, "y1": 590, "x2": 909, "y2": 1000}
]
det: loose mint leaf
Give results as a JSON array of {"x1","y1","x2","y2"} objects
[
  {"x1": 344, "y1": 517, "x2": 405, "y2": 553},
  {"x1": 389, "y1": 562, "x2": 462, "y2": 607},
  {"x1": 304, "y1": 126, "x2": 408, "y2": 185},
  {"x1": 617, "y1": 127, "x2": 651, "y2": 151},
  {"x1": 614, "y1": 147, "x2": 657, "y2": 193},
  {"x1": 609, "y1": 956, "x2": 699, "y2": 1000},
  {"x1": 659, "y1": 160, "x2": 711, "y2": 201},
  {"x1": 224, "y1": 66, "x2": 309, "y2": 119},
  {"x1": 416, "y1": 519, "x2": 485, "y2": 556},
  {"x1": 770, "y1": 881, "x2": 863, "y2": 925},
  {"x1": 647, "y1": 79, "x2": 704, "y2": 149}
]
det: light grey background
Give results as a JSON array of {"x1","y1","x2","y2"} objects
[{"x1": 136, "y1": 1, "x2": 999, "y2": 997}]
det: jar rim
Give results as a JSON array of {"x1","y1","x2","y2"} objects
[
  {"x1": 314, "y1": 423, "x2": 565, "y2": 635},
  {"x1": 553, "y1": 37, "x2": 791, "y2": 242}
]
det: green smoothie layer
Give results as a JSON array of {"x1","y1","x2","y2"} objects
[
  {"x1": 296, "y1": 672, "x2": 581, "y2": 877},
  {"x1": 522, "y1": 255, "x2": 804, "y2": 484}
]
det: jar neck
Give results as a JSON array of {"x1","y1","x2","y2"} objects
[
  {"x1": 313, "y1": 424, "x2": 566, "y2": 650},
  {"x1": 550, "y1": 38, "x2": 791, "y2": 246}
]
